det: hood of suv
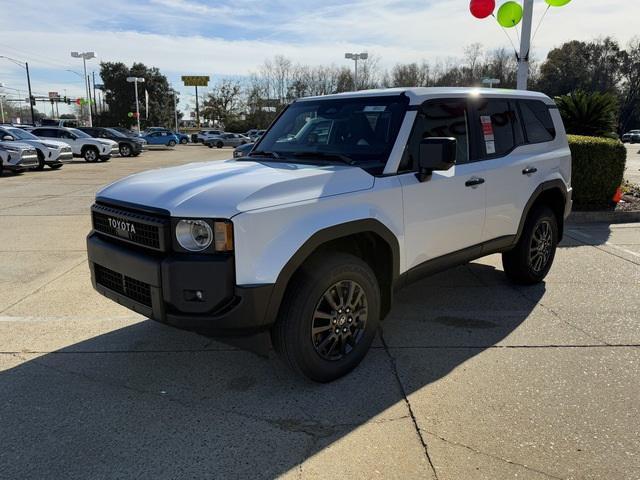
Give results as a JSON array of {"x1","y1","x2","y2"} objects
[
  {"x1": 97, "y1": 159, "x2": 375, "y2": 218},
  {"x1": 0, "y1": 140, "x2": 34, "y2": 152}
]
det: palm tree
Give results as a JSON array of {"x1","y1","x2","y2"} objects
[{"x1": 556, "y1": 91, "x2": 618, "y2": 138}]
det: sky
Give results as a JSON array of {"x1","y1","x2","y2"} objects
[{"x1": 0, "y1": 0, "x2": 636, "y2": 117}]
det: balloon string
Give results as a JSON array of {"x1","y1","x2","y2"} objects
[
  {"x1": 493, "y1": 14, "x2": 519, "y2": 57},
  {"x1": 531, "y1": 5, "x2": 551, "y2": 44}
]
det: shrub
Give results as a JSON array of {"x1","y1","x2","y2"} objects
[
  {"x1": 557, "y1": 91, "x2": 618, "y2": 138},
  {"x1": 568, "y1": 135, "x2": 627, "y2": 210}
]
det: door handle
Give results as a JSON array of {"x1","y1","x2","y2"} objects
[
  {"x1": 465, "y1": 177, "x2": 485, "y2": 187},
  {"x1": 522, "y1": 167, "x2": 538, "y2": 175}
]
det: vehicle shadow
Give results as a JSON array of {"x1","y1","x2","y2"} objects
[
  {"x1": 561, "y1": 222, "x2": 612, "y2": 248},
  {"x1": 0, "y1": 263, "x2": 544, "y2": 479}
]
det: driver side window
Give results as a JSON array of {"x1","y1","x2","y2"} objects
[{"x1": 400, "y1": 100, "x2": 469, "y2": 172}]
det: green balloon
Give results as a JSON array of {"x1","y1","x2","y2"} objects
[
  {"x1": 545, "y1": 0, "x2": 571, "y2": 6},
  {"x1": 497, "y1": 1, "x2": 523, "y2": 28}
]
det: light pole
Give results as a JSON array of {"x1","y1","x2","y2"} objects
[
  {"x1": 70, "y1": 51, "x2": 95, "y2": 126},
  {"x1": 126, "y1": 77, "x2": 145, "y2": 132},
  {"x1": 0, "y1": 56, "x2": 35, "y2": 124},
  {"x1": 482, "y1": 78, "x2": 501, "y2": 89},
  {"x1": 517, "y1": 0, "x2": 534, "y2": 90},
  {"x1": 171, "y1": 89, "x2": 179, "y2": 132},
  {"x1": 344, "y1": 52, "x2": 368, "y2": 91}
]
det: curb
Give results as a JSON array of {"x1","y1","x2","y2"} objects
[{"x1": 567, "y1": 210, "x2": 640, "y2": 224}]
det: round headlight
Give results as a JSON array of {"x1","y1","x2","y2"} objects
[{"x1": 176, "y1": 219, "x2": 213, "y2": 251}]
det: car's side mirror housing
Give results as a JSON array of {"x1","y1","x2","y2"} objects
[
  {"x1": 2, "y1": 135, "x2": 14, "y2": 141},
  {"x1": 416, "y1": 137, "x2": 457, "y2": 182}
]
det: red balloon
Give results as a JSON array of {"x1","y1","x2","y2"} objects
[{"x1": 469, "y1": 0, "x2": 495, "y2": 19}]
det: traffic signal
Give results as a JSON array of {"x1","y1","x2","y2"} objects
[{"x1": 29, "y1": 96, "x2": 35, "y2": 106}]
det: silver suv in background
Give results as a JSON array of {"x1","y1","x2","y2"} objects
[
  {"x1": 31, "y1": 127, "x2": 118, "y2": 162},
  {"x1": 0, "y1": 126, "x2": 72, "y2": 170},
  {"x1": 622, "y1": 130, "x2": 640, "y2": 143}
]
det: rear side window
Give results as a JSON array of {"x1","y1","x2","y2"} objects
[
  {"x1": 518, "y1": 100, "x2": 555, "y2": 143},
  {"x1": 475, "y1": 99, "x2": 520, "y2": 157}
]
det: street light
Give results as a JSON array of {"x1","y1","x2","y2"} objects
[
  {"x1": 482, "y1": 78, "x2": 501, "y2": 89},
  {"x1": 0, "y1": 83, "x2": 5, "y2": 123},
  {"x1": 170, "y1": 87, "x2": 179, "y2": 132},
  {"x1": 344, "y1": 52, "x2": 368, "y2": 91},
  {"x1": 0, "y1": 56, "x2": 35, "y2": 124},
  {"x1": 70, "y1": 51, "x2": 95, "y2": 126},
  {"x1": 126, "y1": 76, "x2": 145, "y2": 133}
]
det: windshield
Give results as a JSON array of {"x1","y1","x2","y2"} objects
[
  {"x1": 69, "y1": 128, "x2": 91, "y2": 138},
  {"x1": 7, "y1": 128, "x2": 38, "y2": 140},
  {"x1": 105, "y1": 128, "x2": 127, "y2": 138},
  {"x1": 254, "y1": 95, "x2": 409, "y2": 174}
]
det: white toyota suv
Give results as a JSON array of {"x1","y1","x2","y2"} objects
[
  {"x1": 87, "y1": 88, "x2": 572, "y2": 382},
  {"x1": 0, "y1": 126, "x2": 73, "y2": 170},
  {"x1": 0, "y1": 140, "x2": 39, "y2": 174},
  {"x1": 31, "y1": 126, "x2": 118, "y2": 162}
]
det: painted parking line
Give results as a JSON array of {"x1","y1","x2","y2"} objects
[{"x1": 567, "y1": 228, "x2": 640, "y2": 259}]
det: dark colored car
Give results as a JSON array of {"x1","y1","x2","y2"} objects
[
  {"x1": 78, "y1": 127, "x2": 146, "y2": 157},
  {"x1": 233, "y1": 142, "x2": 254, "y2": 158},
  {"x1": 111, "y1": 127, "x2": 140, "y2": 138}
]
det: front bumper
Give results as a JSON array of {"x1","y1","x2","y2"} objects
[
  {"x1": 13, "y1": 153, "x2": 39, "y2": 169},
  {"x1": 50, "y1": 149, "x2": 73, "y2": 164},
  {"x1": 87, "y1": 233, "x2": 274, "y2": 335}
]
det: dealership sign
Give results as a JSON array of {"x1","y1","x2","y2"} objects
[{"x1": 181, "y1": 76, "x2": 210, "y2": 87}]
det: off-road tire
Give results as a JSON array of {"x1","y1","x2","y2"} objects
[
  {"x1": 502, "y1": 205, "x2": 558, "y2": 285},
  {"x1": 272, "y1": 252, "x2": 380, "y2": 383}
]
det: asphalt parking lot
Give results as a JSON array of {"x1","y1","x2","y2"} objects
[{"x1": 1, "y1": 146, "x2": 639, "y2": 479}]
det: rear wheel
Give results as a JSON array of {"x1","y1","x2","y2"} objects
[
  {"x1": 272, "y1": 253, "x2": 380, "y2": 382},
  {"x1": 180, "y1": 138, "x2": 188, "y2": 144},
  {"x1": 502, "y1": 205, "x2": 558, "y2": 285},
  {"x1": 83, "y1": 147, "x2": 99, "y2": 163},
  {"x1": 216, "y1": 141, "x2": 223, "y2": 149}
]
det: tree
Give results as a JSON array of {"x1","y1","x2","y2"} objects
[
  {"x1": 619, "y1": 38, "x2": 640, "y2": 132},
  {"x1": 556, "y1": 91, "x2": 618, "y2": 137},
  {"x1": 97, "y1": 62, "x2": 179, "y2": 128},
  {"x1": 202, "y1": 80, "x2": 243, "y2": 128}
]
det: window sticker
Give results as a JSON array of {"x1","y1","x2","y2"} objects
[
  {"x1": 363, "y1": 105, "x2": 387, "y2": 112},
  {"x1": 480, "y1": 115, "x2": 496, "y2": 154}
]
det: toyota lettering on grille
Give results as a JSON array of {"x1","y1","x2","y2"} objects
[{"x1": 108, "y1": 217, "x2": 137, "y2": 237}]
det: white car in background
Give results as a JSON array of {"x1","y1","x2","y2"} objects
[
  {"x1": 0, "y1": 126, "x2": 73, "y2": 170},
  {"x1": 0, "y1": 140, "x2": 39, "y2": 175},
  {"x1": 195, "y1": 129, "x2": 224, "y2": 143},
  {"x1": 31, "y1": 126, "x2": 118, "y2": 162}
]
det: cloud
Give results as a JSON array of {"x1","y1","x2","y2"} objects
[{"x1": 1, "y1": 0, "x2": 637, "y2": 115}]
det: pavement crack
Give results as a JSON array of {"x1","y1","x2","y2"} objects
[
  {"x1": 422, "y1": 430, "x2": 565, "y2": 480},
  {"x1": 379, "y1": 329, "x2": 440, "y2": 480}
]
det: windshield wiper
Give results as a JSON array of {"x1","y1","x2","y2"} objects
[
  {"x1": 247, "y1": 150, "x2": 283, "y2": 159},
  {"x1": 291, "y1": 151, "x2": 356, "y2": 166}
]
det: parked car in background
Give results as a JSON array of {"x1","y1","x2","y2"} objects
[
  {"x1": 40, "y1": 118, "x2": 78, "y2": 128},
  {"x1": 31, "y1": 127, "x2": 118, "y2": 162},
  {"x1": 140, "y1": 130, "x2": 179, "y2": 147},
  {"x1": 144, "y1": 128, "x2": 189, "y2": 144},
  {"x1": 78, "y1": 127, "x2": 146, "y2": 157},
  {"x1": 0, "y1": 126, "x2": 72, "y2": 170},
  {"x1": 111, "y1": 127, "x2": 140, "y2": 138},
  {"x1": 204, "y1": 133, "x2": 251, "y2": 148},
  {"x1": 194, "y1": 129, "x2": 223, "y2": 143},
  {"x1": 248, "y1": 129, "x2": 266, "y2": 141},
  {"x1": 622, "y1": 130, "x2": 640, "y2": 143},
  {"x1": 233, "y1": 142, "x2": 254, "y2": 158},
  {"x1": 0, "y1": 140, "x2": 39, "y2": 174}
]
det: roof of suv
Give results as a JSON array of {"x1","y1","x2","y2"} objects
[{"x1": 298, "y1": 87, "x2": 554, "y2": 106}]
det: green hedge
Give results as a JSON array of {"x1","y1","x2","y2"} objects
[{"x1": 568, "y1": 135, "x2": 627, "y2": 210}]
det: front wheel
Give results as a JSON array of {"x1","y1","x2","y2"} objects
[
  {"x1": 272, "y1": 253, "x2": 380, "y2": 382},
  {"x1": 168, "y1": 140, "x2": 176, "y2": 147},
  {"x1": 119, "y1": 144, "x2": 132, "y2": 157},
  {"x1": 180, "y1": 138, "x2": 188, "y2": 144},
  {"x1": 83, "y1": 147, "x2": 99, "y2": 163},
  {"x1": 502, "y1": 205, "x2": 558, "y2": 285},
  {"x1": 216, "y1": 141, "x2": 223, "y2": 149},
  {"x1": 36, "y1": 150, "x2": 46, "y2": 170}
]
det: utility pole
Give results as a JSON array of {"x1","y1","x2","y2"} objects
[
  {"x1": 173, "y1": 90, "x2": 179, "y2": 132},
  {"x1": 195, "y1": 85, "x2": 200, "y2": 128},
  {"x1": 92, "y1": 72, "x2": 98, "y2": 119},
  {"x1": 25, "y1": 62, "x2": 35, "y2": 123},
  {"x1": 517, "y1": 0, "x2": 534, "y2": 90}
]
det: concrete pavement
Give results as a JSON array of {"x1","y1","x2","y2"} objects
[
  {"x1": 1, "y1": 146, "x2": 639, "y2": 479},
  {"x1": 625, "y1": 143, "x2": 640, "y2": 184}
]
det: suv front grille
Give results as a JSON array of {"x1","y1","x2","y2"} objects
[
  {"x1": 91, "y1": 203, "x2": 169, "y2": 251},
  {"x1": 94, "y1": 263, "x2": 152, "y2": 307}
]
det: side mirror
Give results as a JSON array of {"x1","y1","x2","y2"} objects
[
  {"x1": 2, "y1": 135, "x2": 13, "y2": 141},
  {"x1": 416, "y1": 137, "x2": 457, "y2": 182}
]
